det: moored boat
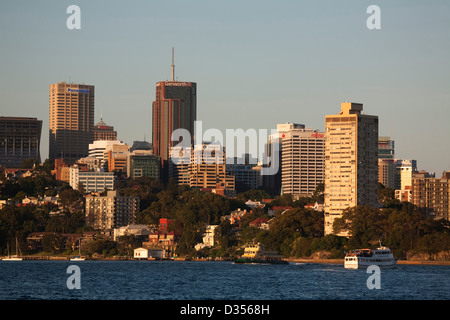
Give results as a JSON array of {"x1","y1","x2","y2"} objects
[
  {"x1": 344, "y1": 242, "x2": 396, "y2": 269},
  {"x1": 70, "y1": 239, "x2": 85, "y2": 261},
  {"x1": 1, "y1": 238, "x2": 23, "y2": 261},
  {"x1": 234, "y1": 242, "x2": 288, "y2": 265}
]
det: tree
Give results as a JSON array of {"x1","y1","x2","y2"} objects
[
  {"x1": 41, "y1": 233, "x2": 66, "y2": 254},
  {"x1": 116, "y1": 235, "x2": 140, "y2": 256},
  {"x1": 378, "y1": 182, "x2": 395, "y2": 204},
  {"x1": 85, "y1": 239, "x2": 117, "y2": 256},
  {"x1": 215, "y1": 220, "x2": 234, "y2": 250},
  {"x1": 311, "y1": 182, "x2": 324, "y2": 204},
  {"x1": 21, "y1": 158, "x2": 38, "y2": 169},
  {"x1": 235, "y1": 189, "x2": 272, "y2": 203},
  {"x1": 59, "y1": 188, "x2": 84, "y2": 213},
  {"x1": 255, "y1": 207, "x2": 324, "y2": 256},
  {"x1": 333, "y1": 206, "x2": 388, "y2": 249}
]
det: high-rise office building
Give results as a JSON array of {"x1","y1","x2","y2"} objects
[
  {"x1": 324, "y1": 102, "x2": 379, "y2": 235},
  {"x1": 377, "y1": 136, "x2": 396, "y2": 189},
  {"x1": 126, "y1": 151, "x2": 160, "y2": 180},
  {"x1": 262, "y1": 130, "x2": 282, "y2": 196},
  {"x1": 0, "y1": 116, "x2": 42, "y2": 167},
  {"x1": 189, "y1": 144, "x2": 235, "y2": 192},
  {"x1": 378, "y1": 137, "x2": 395, "y2": 159},
  {"x1": 49, "y1": 82, "x2": 95, "y2": 163},
  {"x1": 170, "y1": 143, "x2": 235, "y2": 191},
  {"x1": 152, "y1": 49, "x2": 196, "y2": 181},
  {"x1": 226, "y1": 154, "x2": 262, "y2": 192},
  {"x1": 93, "y1": 116, "x2": 117, "y2": 141},
  {"x1": 88, "y1": 139, "x2": 126, "y2": 168},
  {"x1": 280, "y1": 123, "x2": 325, "y2": 198},
  {"x1": 395, "y1": 159, "x2": 417, "y2": 190}
]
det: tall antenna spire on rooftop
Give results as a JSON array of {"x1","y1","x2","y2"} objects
[{"x1": 171, "y1": 47, "x2": 175, "y2": 81}]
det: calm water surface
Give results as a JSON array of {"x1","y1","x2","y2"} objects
[{"x1": 0, "y1": 260, "x2": 448, "y2": 300}]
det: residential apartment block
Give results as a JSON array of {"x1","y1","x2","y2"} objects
[
  {"x1": 324, "y1": 102, "x2": 379, "y2": 235},
  {"x1": 85, "y1": 191, "x2": 140, "y2": 230},
  {"x1": 411, "y1": 171, "x2": 449, "y2": 221},
  {"x1": 378, "y1": 158, "x2": 396, "y2": 190}
]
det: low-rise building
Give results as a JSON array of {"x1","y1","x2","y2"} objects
[
  {"x1": 3, "y1": 168, "x2": 34, "y2": 180},
  {"x1": 134, "y1": 247, "x2": 149, "y2": 260},
  {"x1": 221, "y1": 208, "x2": 248, "y2": 225},
  {"x1": 268, "y1": 206, "x2": 293, "y2": 216},
  {"x1": 304, "y1": 202, "x2": 324, "y2": 212},
  {"x1": 202, "y1": 225, "x2": 218, "y2": 247},
  {"x1": 249, "y1": 217, "x2": 269, "y2": 229}
]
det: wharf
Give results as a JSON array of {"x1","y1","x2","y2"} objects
[
  {"x1": 286, "y1": 258, "x2": 450, "y2": 266},
  {"x1": 0, "y1": 256, "x2": 70, "y2": 260}
]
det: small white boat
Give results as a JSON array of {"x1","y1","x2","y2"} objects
[
  {"x1": 2, "y1": 238, "x2": 23, "y2": 261},
  {"x1": 70, "y1": 239, "x2": 85, "y2": 261},
  {"x1": 70, "y1": 257, "x2": 86, "y2": 261},
  {"x1": 344, "y1": 242, "x2": 396, "y2": 269}
]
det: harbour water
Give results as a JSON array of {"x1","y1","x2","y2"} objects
[{"x1": 0, "y1": 260, "x2": 449, "y2": 300}]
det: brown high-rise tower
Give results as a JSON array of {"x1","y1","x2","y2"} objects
[
  {"x1": 49, "y1": 82, "x2": 95, "y2": 163},
  {"x1": 152, "y1": 49, "x2": 196, "y2": 181}
]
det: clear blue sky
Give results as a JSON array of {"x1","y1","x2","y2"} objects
[{"x1": 1, "y1": 0, "x2": 449, "y2": 175}]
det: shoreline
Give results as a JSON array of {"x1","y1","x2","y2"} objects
[{"x1": 2, "y1": 255, "x2": 450, "y2": 265}]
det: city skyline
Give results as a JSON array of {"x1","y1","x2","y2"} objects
[{"x1": 1, "y1": 1, "x2": 449, "y2": 175}]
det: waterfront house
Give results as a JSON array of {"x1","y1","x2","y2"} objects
[{"x1": 134, "y1": 247, "x2": 149, "y2": 260}]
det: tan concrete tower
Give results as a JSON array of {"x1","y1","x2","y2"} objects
[{"x1": 324, "y1": 102, "x2": 379, "y2": 235}]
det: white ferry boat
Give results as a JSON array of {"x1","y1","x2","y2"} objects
[{"x1": 344, "y1": 243, "x2": 397, "y2": 269}]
